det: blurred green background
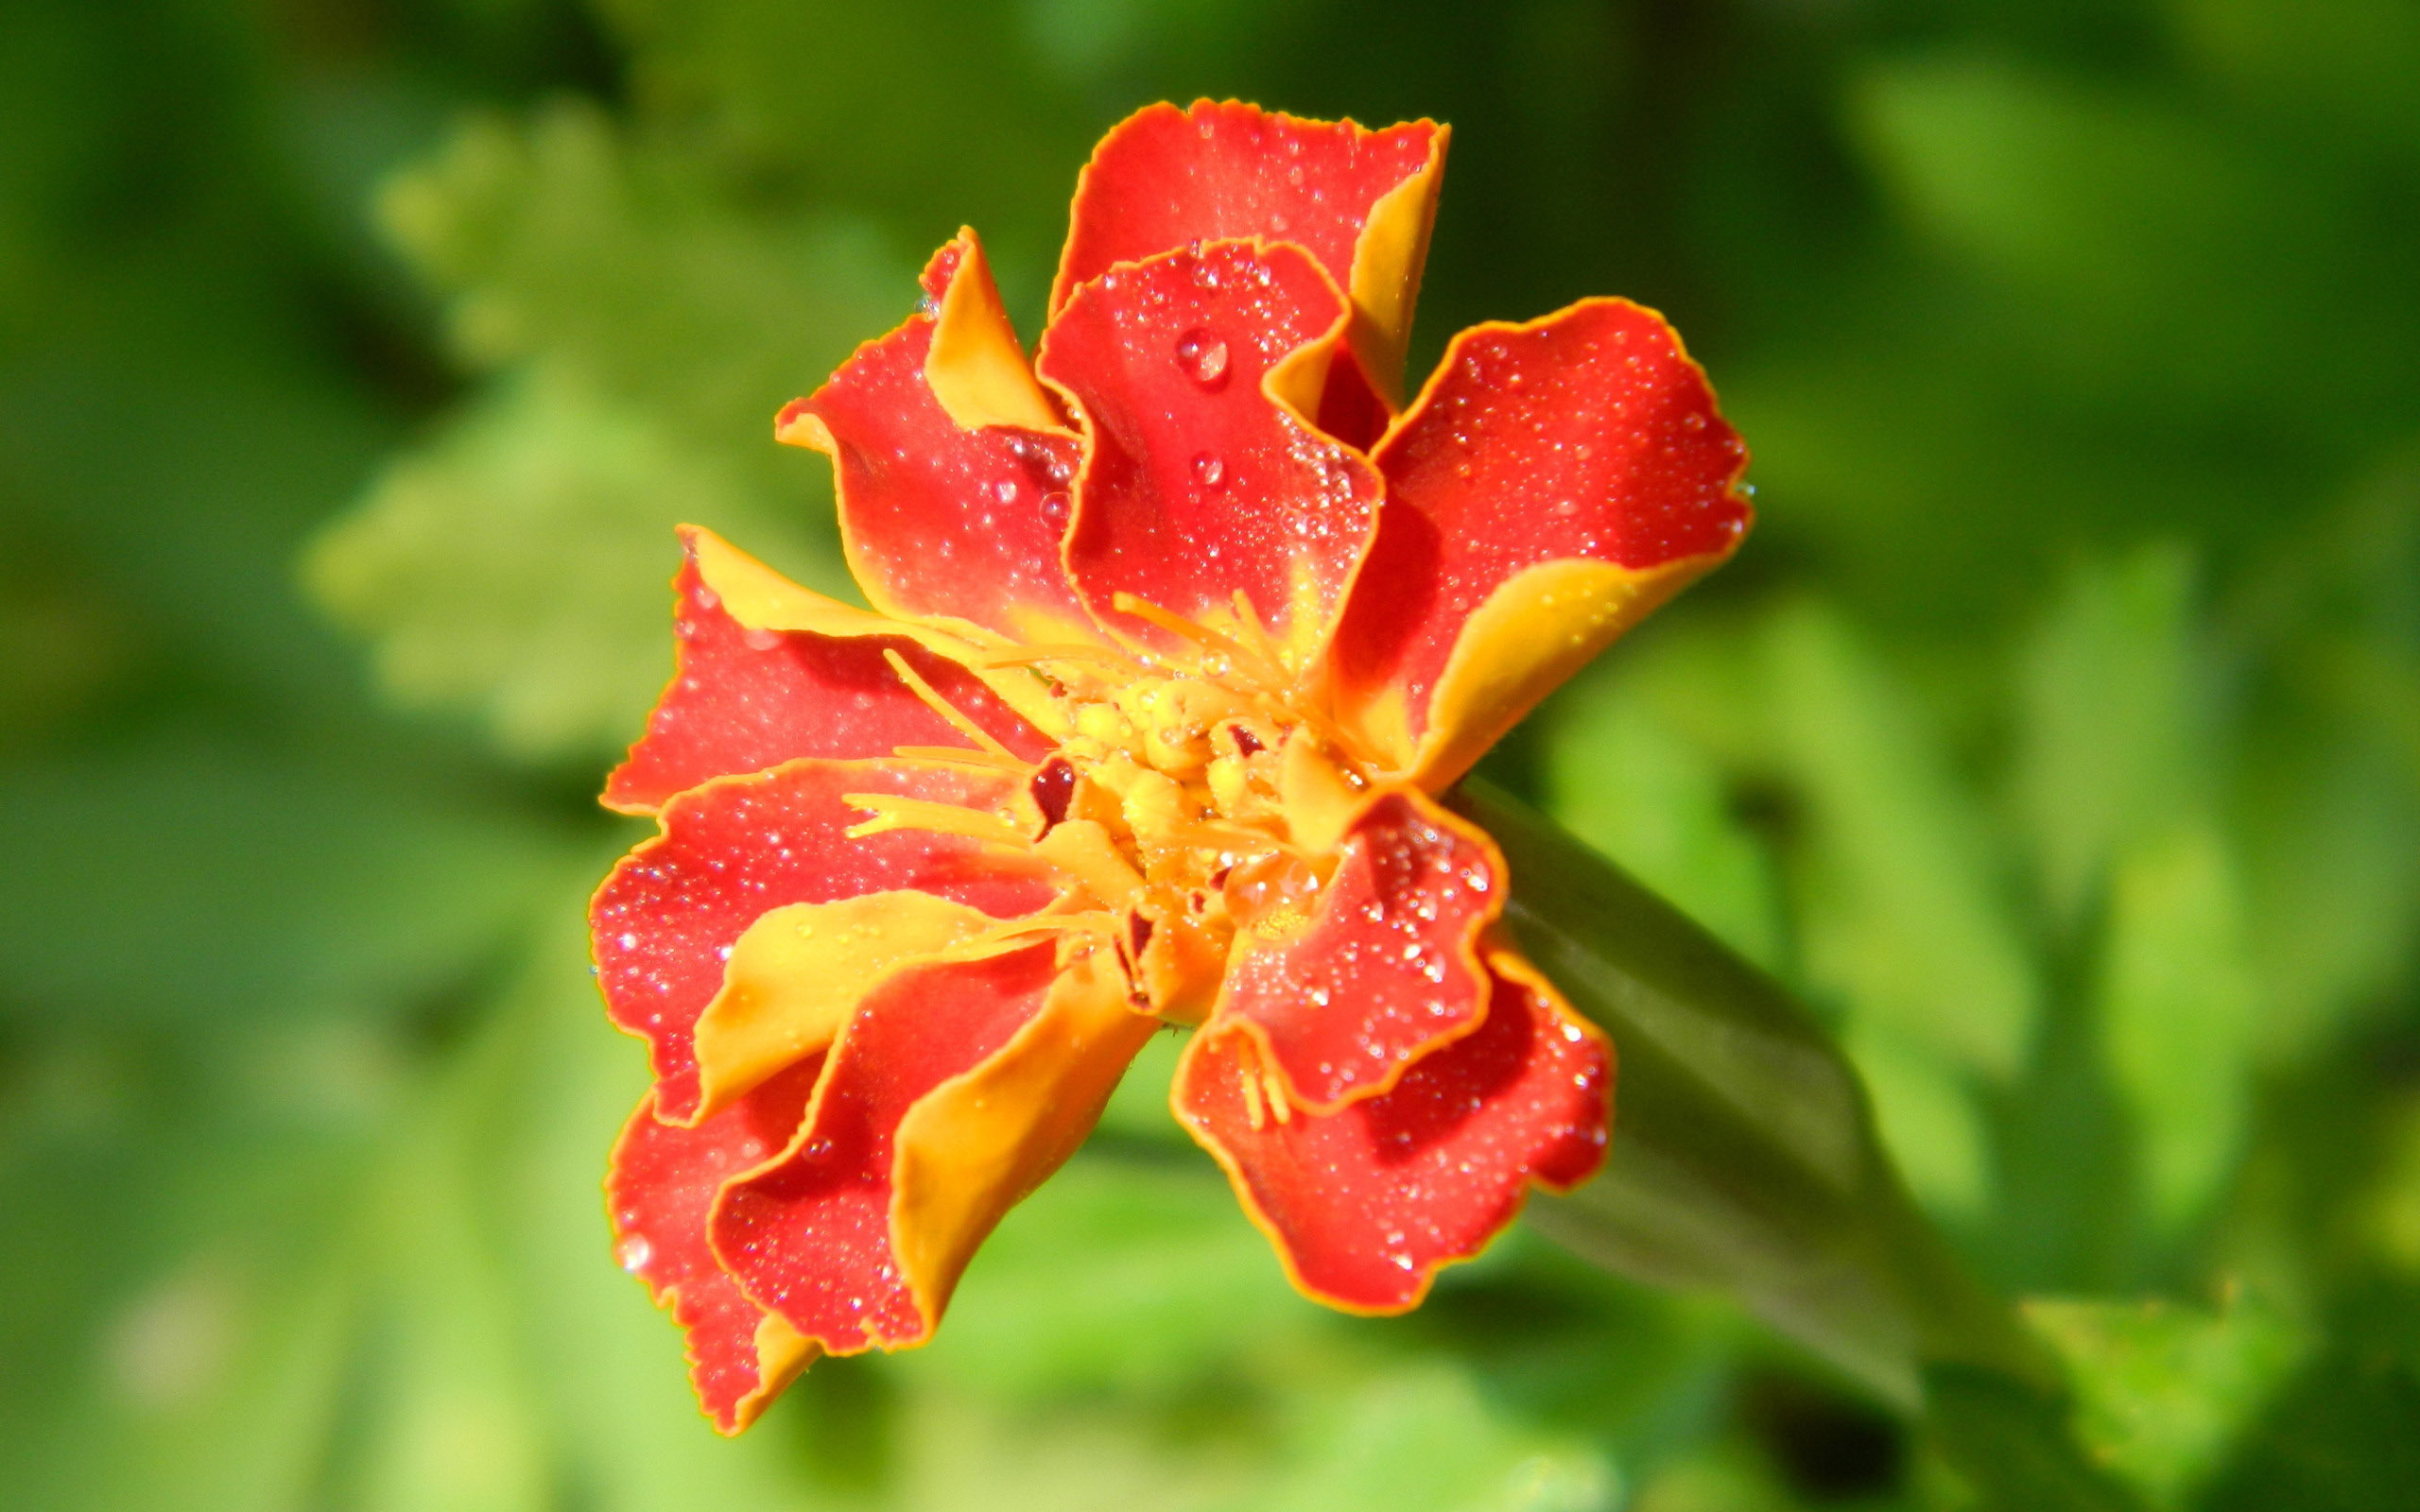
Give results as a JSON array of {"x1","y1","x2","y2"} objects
[{"x1": 5, "y1": 0, "x2": 2417, "y2": 1507}]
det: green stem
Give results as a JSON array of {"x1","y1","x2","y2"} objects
[{"x1": 1456, "y1": 781, "x2": 2060, "y2": 1408}]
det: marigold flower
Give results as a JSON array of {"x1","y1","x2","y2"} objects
[{"x1": 593, "y1": 99, "x2": 1751, "y2": 1433}]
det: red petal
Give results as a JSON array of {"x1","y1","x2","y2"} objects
[
  {"x1": 604, "y1": 534, "x2": 1051, "y2": 813},
  {"x1": 1039, "y1": 240, "x2": 1380, "y2": 659},
  {"x1": 592, "y1": 760, "x2": 1060, "y2": 1125},
  {"x1": 1052, "y1": 103, "x2": 1444, "y2": 408},
  {"x1": 775, "y1": 235, "x2": 1096, "y2": 644},
  {"x1": 1328, "y1": 301, "x2": 1751, "y2": 782},
  {"x1": 709, "y1": 941, "x2": 1063, "y2": 1353},
  {"x1": 607, "y1": 1058, "x2": 823, "y2": 1435},
  {"x1": 1219, "y1": 789, "x2": 1502, "y2": 1109},
  {"x1": 1175, "y1": 954, "x2": 1610, "y2": 1313}
]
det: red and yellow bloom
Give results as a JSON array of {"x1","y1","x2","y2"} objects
[{"x1": 593, "y1": 100, "x2": 1750, "y2": 1433}]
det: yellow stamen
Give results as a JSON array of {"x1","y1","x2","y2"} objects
[
  {"x1": 1228, "y1": 589, "x2": 1289, "y2": 681},
  {"x1": 1167, "y1": 818, "x2": 1288, "y2": 856},
  {"x1": 1238, "y1": 1057, "x2": 1267, "y2": 1131},
  {"x1": 979, "y1": 643, "x2": 1138, "y2": 673},
  {"x1": 1111, "y1": 592, "x2": 1268, "y2": 680},
  {"x1": 1262, "y1": 1062, "x2": 1293, "y2": 1125},
  {"x1": 944, "y1": 910, "x2": 1121, "y2": 959},
  {"x1": 882, "y1": 649, "x2": 1023, "y2": 765},
  {"x1": 843, "y1": 794, "x2": 1028, "y2": 848}
]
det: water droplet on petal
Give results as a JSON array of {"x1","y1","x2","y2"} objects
[
  {"x1": 617, "y1": 1236, "x2": 652, "y2": 1273},
  {"x1": 1191, "y1": 452, "x2": 1226, "y2": 490},
  {"x1": 1174, "y1": 327, "x2": 1230, "y2": 388}
]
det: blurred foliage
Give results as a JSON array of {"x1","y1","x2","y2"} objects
[{"x1": 4, "y1": 0, "x2": 2417, "y2": 1508}]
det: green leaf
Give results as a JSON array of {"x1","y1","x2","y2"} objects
[
  {"x1": 1541, "y1": 667, "x2": 1785, "y2": 971},
  {"x1": 379, "y1": 99, "x2": 906, "y2": 484},
  {"x1": 922, "y1": 1152, "x2": 1322, "y2": 1405},
  {"x1": 2098, "y1": 820, "x2": 2262, "y2": 1234},
  {"x1": 1922, "y1": 1364, "x2": 2147, "y2": 1512},
  {"x1": 1766, "y1": 600, "x2": 2038, "y2": 1084},
  {"x1": 0, "y1": 744, "x2": 574, "y2": 1027},
  {"x1": 1252, "y1": 1367, "x2": 1617, "y2": 1512},
  {"x1": 306, "y1": 369, "x2": 826, "y2": 761},
  {"x1": 1459, "y1": 782, "x2": 2051, "y2": 1408},
  {"x1": 2015, "y1": 544, "x2": 2206, "y2": 925},
  {"x1": 1759, "y1": 598, "x2": 2033, "y2": 1221},
  {"x1": 323, "y1": 98, "x2": 916, "y2": 760},
  {"x1": 1846, "y1": 1022, "x2": 1993, "y2": 1225},
  {"x1": 2024, "y1": 1296, "x2": 2307, "y2": 1508}
]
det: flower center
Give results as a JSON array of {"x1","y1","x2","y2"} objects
[{"x1": 854, "y1": 595, "x2": 1374, "y2": 1025}]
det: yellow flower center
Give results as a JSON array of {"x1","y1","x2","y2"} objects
[{"x1": 853, "y1": 593, "x2": 1376, "y2": 1025}]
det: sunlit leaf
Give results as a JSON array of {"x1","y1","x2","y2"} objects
[
  {"x1": 2024, "y1": 1295, "x2": 2307, "y2": 1508},
  {"x1": 1542, "y1": 667, "x2": 1784, "y2": 971},
  {"x1": 1765, "y1": 600, "x2": 2037, "y2": 1085},
  {"x1": 2098, "y1": 821, "x2": 2262, "y2": 1234}
]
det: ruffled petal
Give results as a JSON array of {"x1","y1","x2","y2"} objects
[
  {"x1": 1219, "y1": 788, "x2": 1503, "y2": 1110},
  {"x1": 1174, "y1": 947, "x2": 1610, "y2": 1314},
  {"x1": 1039, "y1": 239, "x2": 1381, "y2": 665},
  {"x1": 775, "y1": 232, "x2": 1100, "y2": 646},
  {"x1": 605, "y1": 1058, "x2": 823, "y2": 1435},
  {"x1": 1053, "y1": 100, "x2": 1447, "y2": 406},
  {"x1": 1327, "y1": 301, "x2": 1752, "y2": 786},
  {"x1": 592, "y1": 759, "x2": 1062, "y2": 1125},
  {"x1": 605, "y1": 528, "x2": 1053, "y2": 813},
  {"x1": 713, "y1": 942, "x2": 1152, "y2": 1354}
]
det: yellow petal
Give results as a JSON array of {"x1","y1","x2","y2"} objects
[
  {"x1": 926, "y1": 228, "x2": 1066, "y2": 435},
  {"x1": 1404, "y1": 555, "x2": 1717, "y2": 790},
  {"x1": 693, "y1": 890, "x2": 1001, "y2": 1118},
  {"x1": 889, "y1": 948, "x2": 1158, "y2": 1325}
]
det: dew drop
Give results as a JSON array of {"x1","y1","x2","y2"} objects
[
  {"x1": 1174, "y1": 327, "x2": 1231, "y2": 388},
  {"x1": 1190, "y1": 452, "x2": 1226, "y2": 490},
  {"x1": 617, "y1": 1236, "x2": 652, "y2": 1273}
]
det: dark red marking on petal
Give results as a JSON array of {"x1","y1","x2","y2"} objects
[
  {"x1": 1052, "y1": 100, "x2": 1438, "y2": 317},
  {"x1": 785, "y1": 238, "x2": 1091, "y2": 640},
  {"x1": 711, "y1": 941, "x2": 1062, "y2": 1354},
  {"x1": 1330, "y1": 301, "x2": 1750, "y2": 744},
  {"x1": 608, "y1": 1057, "x2": 823, "y2": 1434},
  {"x1": 1028, "y1": 756, "x2": 1076, "y2": 833},
  {"x1": 592, "y1": 760, "x2": 1060, "y2": 1125},
  {"x1": 1177, "y1": 962, "x2": 1609, "y2": 1314},
  {"x1": 1219, "y1": 789, "x2": 1501, "y2": 1109},
  {"x1": 1040, "y1": 240, "x2": 1380, "y2": 652},
  {"x1": 605, "y1": 539, "x2": 1051, "y2": 813}
]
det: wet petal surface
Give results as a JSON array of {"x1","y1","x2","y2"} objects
[
  {"x1": 592, "y1": 759, "x2": 1060, "y2": 1124},
  {"x1": 1175, "y1": 954, "x2": 1610, "y2": 1313},
  {"x1": 777, "y1": 235, "x2": 1095, "y2": 644},
  {"x1": 605, "y1": 534, "x2": 1050, "y2": 812},
  {"x1": 1330, "y1": 300, "x2": 1750, "y2": 781},
  {"x1": 1219, "y1": 788, "x2": 1502, "y2": 1109},
  {"x1": 1041, "y1": 240, "x2": 1379, "y2": 662},
  {"x1": 606, "y1": 1059, "x2": 823, "y2": 1435}
]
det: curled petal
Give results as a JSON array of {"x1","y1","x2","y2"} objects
[
  {"x1": 1040, "y1": 239, "x2": 1380, "y2": 664},
  {"x1": 606, "y1": 1059, "x2": 824, "y2": 1435},
  {"x1": 1219, "y1": 787, "x2": 1503, "y2": 1110},
  {"x1": 605, "y1": 528, "x2": 1052, "y2": 813},
  {"x1": 775, "y1": 232, "x2": 1100, "y2": 647},
  {"x1": 1053, "y1": 100, "x2": 1446, "y2": 405},
  {"x1": 1328, "y1": 301, "x2": 1752, "y2": 786},
  {"x1": 591, "y1": 759, "x2": 1061, "y2": 1125},
  {"x1": 714, "y1": 943, "x2": 1153, "y2": 1354},
  {"x1": 1174, "y1": 949, "x2": 1610, "y2": 1314}
]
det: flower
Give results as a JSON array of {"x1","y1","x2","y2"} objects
[{"x1": 593, "y1": 99, "x2": 1751, "y2": 1433}]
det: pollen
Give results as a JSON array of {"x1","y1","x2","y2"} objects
[{"x1": 871, "y1": 592, "x2": 1376, "y2": 1023}]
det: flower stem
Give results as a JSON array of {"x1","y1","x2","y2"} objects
[{"x1": 1456, "y1": 781, "x2": 2061, "y2": 1407}]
